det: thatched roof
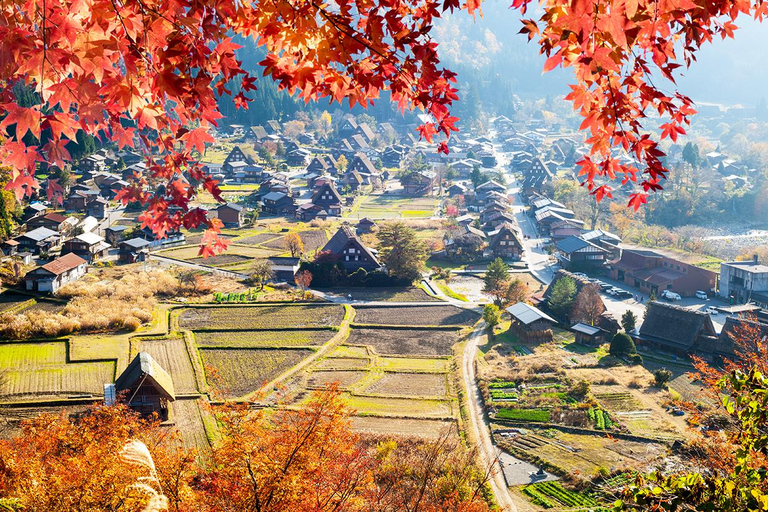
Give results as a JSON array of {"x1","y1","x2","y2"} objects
[
  {"x1": 638, "y1": 302, "x2": 717, "y2": 351},
  {"x1": 115, "y1": 352, "x2": 175, "y2": 401}
]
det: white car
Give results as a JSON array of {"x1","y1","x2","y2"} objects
[
  {"x1": 572, "y1": 272, "x2": 589, "y2": 279},
  {"x1": 695, "y1": 291, "x2": 708, "y2": 300},
  {"x1": 661, "y1": 290, "x2": 681, "y2": 301},
  {"x1": 707, "y1": 306, "x2": 719, "y2": 315}
]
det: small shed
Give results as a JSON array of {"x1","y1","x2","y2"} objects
[
  {"x1": 505, "y1": 302, "x2": 557, "y2": 343},
  {"x1": 357, "y1": 218, "x2": 376, "y2": 234},
  {"x1": 114, "y1": 352, "x2": 175, "y2": 421},
  {"x1": 571, "y1": 322, "x2": 609, "y2": 346}
]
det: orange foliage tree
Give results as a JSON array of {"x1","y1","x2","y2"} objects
[{"x1": 0, "y1": 387, "x2": 492, "y2": 511}]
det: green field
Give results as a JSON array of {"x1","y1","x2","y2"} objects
[
  {"x1": 352, "y1": 194, "x2": 438, "y2": 220},
  {"x1": 0, "y1": 342, "x2": 115, "y2": 398},
  {"x1": 496, "y1": 408, "x2": 551, "y2": 422}
]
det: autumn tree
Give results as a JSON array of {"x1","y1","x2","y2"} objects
[
  {"x1": 377, "y1": 221, "x2": 427, "y2": 283},
  {"x1": 249, "y1": 260, "x2": 274, "y2": 291},
  {"x1": 295, "y1": 269, "x2": 313, "y2": 292},
  {"x1": 483, "y1": 304, "x2": 501, "y2": 329},
  {"x1": 335, "y1": 155, "x2": 349, "y2": 174},
  {"x1": 283, "y1": 232, "x2": 304, "y2": 258},
  {"x1": 570, "y1": 284, "x2": 604, "y2": 326},
  {"x1": 504, "y1": 279, "x2": 530, "y2": 307},
  {"x1": 178, "y1": 270, "x2": 202, "y2": 294}
]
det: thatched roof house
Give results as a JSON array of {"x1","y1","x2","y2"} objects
[
  {"x1": 636, "y1": 302, "x2": 718, "y2": 356},
  {"x1": 115, "y1": 352, "x2": 175, "y2": 421}
]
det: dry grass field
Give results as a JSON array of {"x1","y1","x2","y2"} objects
[
  {"x1": 346, "y1": 328, "x2": 462, "y2": 356},
  {"x1": 352, "y1": 305, "x2": 478, "y2": 326},
  {"x1": 200, "y1": 348, "x2": 313, "y2": 398},
  {"x1": 364, "y1": 373, "x2": 447, "y2": 397},
  {"x1": 0, "y1": 342, "x2": 115, "y2": 399},
  {"x1": 170, "y1": 398, "x2": 214, "y2": 451},
  {"x1": 307, "y1": 371, "x2": 366, "y2": 390},
  {"x1": 327, "y1": 287, "x2": 439, "y2": 302},
  {"x1": 350, "y1": 417, "x2": 457, "y2": 439},
  {"x1": 314, "y1": 357, "x2": 371, "y2": 370},
  {"x1": 193, "y1": 329, "x2": 336, "y2": 348},
  {"x1": 178, "y1": 304, "x2": 345, "y2": 330},
  {"x1": 341, "y1": 393, "x2": 453, "y2": 418}
]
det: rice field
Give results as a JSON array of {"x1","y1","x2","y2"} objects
[
  {"x1": 346, "y1": 328, "x2": 462, "y2": 356},
  {"x1": 352, "y1": 305, "x2": 479, "y2": 326},
  {"x1": 193, "y1": 329, "x2": 336, "y2": 348},
  {"x1": 378, "y1": 357, "x2": 450, "y2": 373},
  {"x1": 200, "y1": 348, "x2": 313, "y2": 398},
  {"x1": 307, "y1": 371, "x2": 366, "y2": 390},
  {"x1": 0, "y1": 342, "x2": 115, "y2": 399},
  {"x1": 178, "y1": 304, "x2": 345, "y2": 330},
  {"x1": 170, "y1": 398, "x2": 214, "y2": 451},
  {"x1": 341, "y1": 393, "x2": 453, "y2": 418},
  {"x1": 350, "y1": 417, "x2": 456, "y2": 438},
  {"x1": 364, "y1": 373, "x2": 447, "y2": 397}
]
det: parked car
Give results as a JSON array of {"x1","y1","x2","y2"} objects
[
  {"x1": 707, "y1": 306, "x2": 719, "y2": 315},
  {"x1": 572, "y1": 272, "x2": 588, "y2": 279},
  {"x1": 606, "y1": 287, "x2": 621, "y2": 296},
  {"x1": 598, "y1": 282, "x2": 613, "y2": 291},
  {"x1": 614, "y1": 290, "x2": 634, "y2": 299},
  {"x1": 661, "y1": 290, "x2": 681, "y2": 301},
  {"x1": 695, "y1": 290, "x2": 708, "y2": 300}
]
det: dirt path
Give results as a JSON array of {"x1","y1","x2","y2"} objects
[{"x1": 463, "y1": 324, "x2": 518, "y2": 512}]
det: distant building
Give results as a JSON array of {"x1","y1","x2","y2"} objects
[
  {"x1": 310, "y1": 183, "x2": 343, "y2": 216},
  {"x1": 114, "y1": 352, "x2": 175, "y2": 421},
  {"x1": 105, "y1": 225, "x2": 129, "y2": 246},
  {"x1": 636, "y1": 302, "x2": 718, "y2": 357},
  {"x1": 571, "y1": 322, "x2": 610, "y2": 346},
  {"x1": 486, "y1": 222, "x2": 524, "y2": 260},
  {"x1": 261, "y1": 192, "x2": 296, "y2": 216},
  {"x1": 268, "y1": 256, "x2": 301, "y2": 282},
  {"x1": 27, "y1": 213, "x2": 72, "y2": 234},
  {"x1": 118, "y1": 238, "x2": 151, "y2": 263},
  {"x1": 400, "y1": 171, "x2": 435, "y2": 195},
  {"x1": 24, "y1": 253, "x2": 87, "y2": 293},
  {"x1": 321, "y1": 225, "x2": 381, "y2": 273},
  {"x1": 356, "y1": 218, "x2": 376, "y2": 234},
  {"x1": 719, "y1": 257, "x2": 768, "y2": 306},
  {"x1": 555, "y1": 236, "x2": 609, "y2": 271},
  {"x1": 61, "y1": 232, "x2": 110, "y2": 262},
  {"x1": 610, "y1": 248, "x2": 718, "y2": 297},
  {"x1": 14, "y1": 227, "x2": 60, "y2": 254},
  {"x1": 216, "y1": 203, "x2": 246, "y2": 228},
  {"x1": 505, "y1": 302, "x2": 557, "y2": 342}
]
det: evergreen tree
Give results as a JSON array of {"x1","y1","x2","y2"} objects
[
  {"x1": 377, "y1": 221, "x2": 427, "y2": 282},
  {"x1": 548, "y1": 276, "x2": 577, "y2": 319},
  {"x1": 609, "y1": 332, "x2": 637, "y2": 356},
  {"x1": 621, "y1": 310, "x2": 637, "y2": 332}
]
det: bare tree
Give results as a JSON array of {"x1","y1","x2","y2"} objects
[{"x1": 571, "y1": 284, "x2": 605, "y2": 326}]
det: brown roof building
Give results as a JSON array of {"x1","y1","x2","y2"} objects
[{"x1": 609, "y1": 249, "x2": 718, "y2": 297}]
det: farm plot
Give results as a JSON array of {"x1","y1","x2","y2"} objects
[
  {"x1": 341, "y1": 393, "x2": 453, "y2": 418},
  {"x1": 200, "y1": 348, "x2": 313, "y2": 398},
  {"x1": 0, "y1": 342, "x2": 115, "y2": 399},
  {"x1": 178, "y1": 304, "x2": 345, "y2": 330},
  {"x1": 159, "y1": 244, "x2": 278, "y2": 263},
  {"x1": 261, "y1": 230, "x2": 328, "y2": 252},
  {"x1": 327, "y1": 287, "x2": 439, "y2": 302},
  {"x1": 346, "y1": 328, "x2": 462, "y2": 356},
  {"x1": 365, "y1": 373, "x2": 447, "y2": 397},
  {"x1": 350, "y1": 417, "x2": 456, "y2": 439},
  {"x1": 378, "y1": 356, "x2": 449, "y2": 372},
  {"x1": 236, "y1": 233, "x2": 282, "y2": 246},
  {"x1": 170, "y1": 398, "x2": 213, "y2": 451},
  {"x1": 355, "y1": 195, "x2": 438, "y2": 219},
  {"x1": 352, "y1": 305, "x2": 478, "y2": 326},
  {"x1": 186, "y1": 254, "x2": 252, "y2": 266},
  {"x1": 307, "y1": 371, "x2": 366, "y2": 390},
  {"x1": 314, "y1": 357, "x2": 371, "y2": 370},
  {"x1": 522, "y1": 481, "x2": 600, "y2": 509},
  {"x1": 0, "y1": 291, "x2": 34, "y2": 312},
  {"x1": 194, "y1": 329, "x2": 335, "y2": 348},
  {"x1": 135, "y1": 337, "x2": 199, "y2": 394}
]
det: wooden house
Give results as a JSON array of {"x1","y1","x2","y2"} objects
[
  {"x1": 118, "y1": 237, "x2": 151, "y2": 263},
  {"x1": 27, "y1": 213, "x2": 72, "y2": 234},
  {"x1": 356, "y1": 218, "x2": 376, "y2": 234},
  {"x1": 216, "y1": 203, "x2": 246, "y2": 228},
  {"x1": 341, "y1": 170, "x2": 365, "y2": 192},
  {"x1": 571, "y1": 322, "x2": 610, "y2": 346},
  {"x1": 310, "y1": 183, "x2": 343, "y2": 216},
  {"x1": 14, "y1": 227, "x2": 60, "y2": 254},
  {"x1": 24, "y1": 253, "x2": 87, "y2": 293},
  {"x1": 267, "y1": 256, "x2": 301, "y2": 283},
  {"x1": 260, "y1": 192, "x2": 296, "y2": 216},
  {"x1": 23, "y1": 202, "x2": 48, "y2": 221},
  {"x1": 609, "y1": 248, "x2": 718, "y2": 297},
  {"x1": 400, "y1": 171, "x2": 435, "y2": 195},
  {"x1": 321, "y1": 225, "x2": 381, "y2": 273},
  {"x1": 114, "y1": 352, "x2": 175, "y2": 421},
  {"x1": 295, "y1": 203, "x2": 329, "y2": 221},
  {"x1": 105, "y1": 225, "x2": 129, "y2": 246},
  {"x1": 636, "y1": 302, "x2": 718, "y2": 356},
  {"x1": 506, "y1": 302, "x2": 557, "y2": 343},
  {"x1": 1, "y1": 239, "x2": 19, "y2": 256},
  {"x1": 62, "y1": 232, "x2": 110, "y2": 262},
  {"x1": 87, "y1": 197, "x2": 109, "y2": 220},
  {"x1": 554, "y1": 235, "x2": 609, "y2": 271},
  {"x1": 486, "y1": 223, "x2": 524, "y2": 260},
  {"x1": 338, "y1": 118, "x2": 359, "y2": 139}
]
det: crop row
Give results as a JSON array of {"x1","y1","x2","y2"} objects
[
  {"x1": 495, "y1": 408, "x2": 550, "y2": 422},
  {"x1": 587, "y1": 407, "x2": 614, "y2": 430},
  {"x1": 522, "y1": 486, "x2": 555, "y2": 509},
  {"x1": 490, "y1": 390, "x2": 518, "y2": 400},
  {"x1": 529, "y1": 481, "x2": 599, "y2": 507},
  {"x1": 488, "y1": 380, "x2": 516, "y2": 389},
  {"x1": 213, "y1": 290, "x2": 262, "y2": 303}
]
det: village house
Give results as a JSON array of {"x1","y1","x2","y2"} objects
[
  {"x1": 105, "y1": 225, "x2": 129, "y2": 246},
  {"x1": 118, "y1": 237, "x2": 151, "y2": 263},
  {"x1": 296, "y1": 203, "x2": 329, "y2": 222},
  {"x1": 61, "y1": 232, "x2": 110, "y2": 262},
  {"x1": 444, "y1": 225, "x2": 486, "y2": 262},
  {"x1": 64, "y1": 191, "x2": 89, "y2": 213},
  {"x1": 482, "y1": 211, "x2": 517, "y2": 232},
  {"x1": 261, "y1": 192, "x2": 296, "y2": 216},
  {"x1": 310, "y1": 183, "x2": 343, "y2": 216},
  {"x1": 341, "y1": 170, "x2": 365, "y2": 192},
  {"x1": 609, "y1": 248, "x2": 718, "y2": 297},
  {"x1": 286, "y1": 147, "x2": 312, "y2": 167},
  {"x1": 113, "y1": 352, "x2": 175, "y2": 421},
  {"x1": 381, "y1": 146, "x2": 406, "y2": 168},
  {"x1": 485, "y1": 223, "x2": 524, "y2": 260},
  {"x1": 356, "y1": 218, "x2": 377, "y2": 234},
  {"x1": 87, "y1": 197, "x2": 109, "y2": 219},
  {"x1": 338, "y1": 118, "x2": 359, "y2": 139},
  {"x1": 321, "y1": 225, "x2": 381, "y2": 273},
  {"x1": 1, "y1": 239, "x2": 19, "y2": 256},
  {"x1": 571, "y1": 322, "x2": 610, "y2": 346},
  {"x1": 27, "y1": 213, "x2": 73, "y2": 234},
  {"x1": 267, "y1": 256, "x2": 301, "y2": 283},
  {"x1": 580, "y1": 229, "x2": 622, "y2": 260},
  {"x1": 549, "y1": 218, "x2": 586, "y2": 241},
  {"x1": 400, "y1": 171, "x2": 435, "y2": 195},
  {"x1": 22, "y1": 202, "x2": 48, "y2": 221},
  {"x1": 24, "y1": 252, "x2": 87, "y2": 293},
  {"x1": 306, "y1": 155, "x2": 336, "y2": 175},
  {"x1": 216, "y1": 203, "x2": 246, "y2": 228},
  {"x1": 14, "y1": 227, "x2": 61, "y2": 254},
  {"x1": 718, "y1": 257, "x2": 768, "y2": 306},
  {"x1": 555, "y1": 235, "x2": 610, "y2": 271},
  {"x1": 635, "y1": 302, "x2": 718, "y2": 357}
]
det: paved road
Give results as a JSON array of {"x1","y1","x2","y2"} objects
[{"x1": 463, "y1": 324, "x2": 518, "y2": 512}]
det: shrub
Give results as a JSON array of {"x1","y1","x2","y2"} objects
[
  {"x1": 629, "y1": 353, "x2": 643, "y2": 365},
  {"x1": 654, "y1": 368, "x2": 673, "y2": 387},
  {"x1": 568, "y1": 379, "x2": 590, "y2": 399},
  {"x1": 609, "y1": 332, "x2": 636, "y2": 357}
]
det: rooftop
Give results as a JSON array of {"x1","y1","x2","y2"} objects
[
  {"x1": 722, "y1": 260, "x2": 768, "y2": 273},
  {"x1": 506, "y1": 302, "x2": 557, "y2": 325},
  {"x1": 40, "y1": 253, "x2": 87, "y2": 275}
]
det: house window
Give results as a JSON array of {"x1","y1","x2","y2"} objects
[
  {"x1": 345, "y1": 255, "x2": 349, "y2": 261},
  {"x1": 355, "y1": 255, "x2": 359, "y2": 261}
]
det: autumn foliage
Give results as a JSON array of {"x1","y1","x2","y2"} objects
[{"x1": 0, "y1": 387, "x2": 492, "y2": 511}]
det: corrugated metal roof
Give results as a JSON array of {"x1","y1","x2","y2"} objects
[
  {"x1": 506, "y1": 302, "x2": 557, "y2": 325},
  {"x1": 40, "y1": 253, "x2": 86, "y2": 275}
]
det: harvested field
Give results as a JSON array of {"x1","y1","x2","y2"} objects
[
  {"x1": 0, "y1": 342, "x2": 115, "y2": 399},
  {"x1": 365, "y1": 373, "x2": 447, "y2": 397},
  {"x1": 200, "y1": 348, "x2": 313, "y2": 398},
  {"x1": 261, "y1": 230, "x2": 328, "y2": 252},
  {"x1": 237, "y1": 233, "x2": 282, "y2": 246},
  {"x1": 314, "y1": 357, "x2": 370, "y2": 370},
  {"x1": 351, "y1": 417, "x2": 456, "y2": 439},
  {"x1": 328, "y1": 287, "x2": 439, "y2": 302},
  {"x1": 0, "y1": 291, "x2": 33, "y2": 312},
  {"x1": 346, "y1": 328, "x2": 461, "y2": 356},
  {"x1": 194, "y1": 329, "x2": 335, "y2": 348},
  {"x1": 379, "y1": 357, "x2": 450, "y2": 372},
  {"x1": 307, "y1": 371, "x2": 365, "y2": 390},
  {"x1": 179, "y1": 304, "x2": 345, "y2": 330},
  {"x1": 342, "y1": 393, "x2": 453, "y2": 418},
  {"x1": 187, "y1": 254, "x2": 252, "y2": 266},
  {"x1": 170, "y1": 398, "x2": 212, "y2": 451},
  {"x1": 0, "y1": 404, "x2": 93, "y2": 439},
  {"x1": 137, "y1": 338, "x2": 199, "y2": 394},
  {"x1": 24, "y1": 300, "x2": 66, "y2": 313},
  {"x1": 329, "y1": 345, "x2": 370, "y2": 358},
  {"x1": 352, "y1": 305, "x2": 478, "y2": 326}
]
